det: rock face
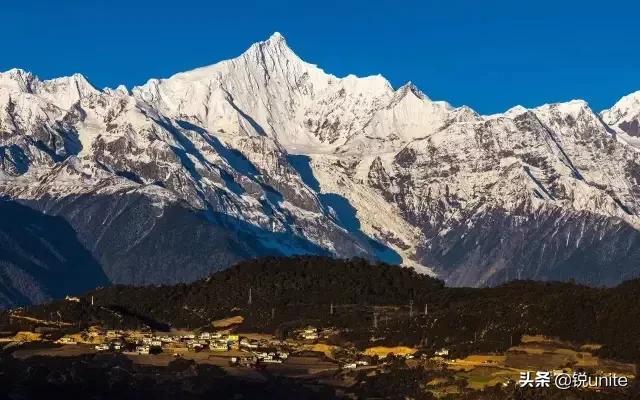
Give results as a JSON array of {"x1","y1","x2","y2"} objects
[{"x1": 2, "y1": 32, "x2": 640, "y2": 306}]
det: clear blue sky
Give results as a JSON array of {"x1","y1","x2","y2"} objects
[{"x1": 3, "y1": 0, "x2": 639, "y2": 114}]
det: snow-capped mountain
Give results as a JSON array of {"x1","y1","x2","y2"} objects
[
  {"x1": 602, "y1": 90, "x2": 640, "y2": 145},
  {"x1": 2, "y1": 32, "x2": 640, "y2": 307}
]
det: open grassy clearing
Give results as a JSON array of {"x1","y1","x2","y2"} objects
[
  {"x1": 363, "y1": 346, "x2": 417, "y2": 358},
  {"x1": 445, "y1": 335, "x2": 636, "y2": 390}
]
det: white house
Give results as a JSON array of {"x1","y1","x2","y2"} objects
[
  {"x1": 301, "y1": 328, "x2": 319, "y2": 340},
  {"x1": 435, "y1": 348, "x2": 449, "y2": 357},
  {"x1": 55, "y1": 337, "x2": 77, "y2": 345},
  {"x1": 210, "y1": 341, "x2": 229, "y2": 352}
]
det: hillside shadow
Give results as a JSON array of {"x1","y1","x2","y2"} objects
[
  {"x1": 287, "y1": 154, "x2": 321, "y2": 191},
  {"x1": 0, "y1": 200, "x2": 109, "y2": 308},
  {"x1": 31, "y1": 128, "x2": 83, "y2": 164},
  {"x1": 0, "y1": 145, "x2": 30, "y2": 174},
  {"x1": 207, "y1": 210, "x2": 329, "y2": 258},
  {"x1": 523, "y1": 166, "x2": 555, "y2": 200},
  {"x1": 153, "y1": 118, "x2": 260, "y2": 200},
  {"x1": 151, "y1": 117, "x2": 208, "y2": 195},
  {"x1": 177, "y1": 120, "x2": 284, "y2": 214},
  {"x1": 287, "y1": 155, "x2": 403, "y2": 265},
  {"x1": 176, "y1": 120, "x2": 260, "y2": 178},
  {"x1": 221, "y1": 90, "x2": 267, "y2": 136}
]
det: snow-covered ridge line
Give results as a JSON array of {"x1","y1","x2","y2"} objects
[
  {"x1": 2, "y1": 32, "x2": 640, "y2": 293},
  {"x1": 3, "y1": 32, "x2": 638, "y2": 125}
]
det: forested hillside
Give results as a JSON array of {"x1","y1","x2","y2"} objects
[{"x1": 3, "y1": 256, "x2": 640, "y2": 363}]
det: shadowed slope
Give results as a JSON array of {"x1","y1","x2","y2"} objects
[{"x1": 0, "y1": 200, "x2": 108, "y2": 308}]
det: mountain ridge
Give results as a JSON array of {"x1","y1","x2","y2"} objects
[{"x1": 2, "y1": 32, "x2": 640, "y2": 307}]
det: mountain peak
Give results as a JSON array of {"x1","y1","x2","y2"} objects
[
  {"x1": 534, "y1": 99, "x2": 592, "y2": 117},
  {"x1": 239, "y1": 32, "x2": 303, "y2": 70},
  {"x1": 43, "y1": 72, "x2": 95, "y2": 89},
  {"x1": 247, "y1": 31, "x2": 291, "y2": 54},
  {"x1": 602, "y1": 90, "x2": 640, "y2": 136},
  {"x1": 602, "y1": 90, "x2": 640, "y2": 120},
  {"x1": 37, "y1": 73, "x2": 99, "y2": 109},
  {"x1": 104, "y1": 84, "x2": 130, "y2": 96},
  {"x1": 504, "y1": 105, "x2": 528, "y2": 117},
  {"x1": 0, "y1": 69, "x2": 98, "y2": 108},
  {"x1": 267, "y1": 31, "x2": 286, "y2": 44},
  {"x1": 396, "y1": 81, "x2": 429, "y2": 101},
  {"x1": 2, "y1": 68, "x2": 31, "y2": 77},
  {"x1": 0, "y1": 68, "x2": 37, "y2": 93}
]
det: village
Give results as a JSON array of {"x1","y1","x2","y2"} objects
[
  {"x1": 2, "y1": 322, "x2": 422, "y2": 373},
  {"x1": 3, "y1": 319, "x2": 638, "y2": 397},
  {"x1": 55, "y1": 325, "x2": 301, "y2": 366},
  {"x1": 3, "y1": 295, "x2": 635, "y2": 395}
]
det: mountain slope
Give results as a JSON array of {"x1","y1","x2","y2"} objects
[
  {"x1": 2, "y1": 32, "x2": 640, "y2": 306},
  {"x1": 0, "y1": 200, "x2": 108, "y2": 308}
]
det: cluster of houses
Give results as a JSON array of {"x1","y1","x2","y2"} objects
[
  {"x1": 89, "y1": 330, "x2": 264, "y2": 355},
  {"x1": 298, "y1": 327, "x2": 320, "y2": 341},
  {"x1": 342, "y1": 360, "x2": 370, "y2": 369},
  {"x1": 52, "y1": 327, "x2": 293, "y2": 364},
  {"x1": 434, "y1": 348, "x2": 449, "y2": 357},
  {"x1": 229, "y1": 350, "x2": 290, "y2": 366},
  {"x1": 55, "y1": 336, "x2": 79, "y2": 345},
  {"x1": 47, "y1": 324, "x2": 410, "y2": 370},
  {"x1": 294, "y1": 326, "x2": 337, "y2": 341},
  {"x1": 15, "y1": 324, "x2": 446, "y2": 375}
]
